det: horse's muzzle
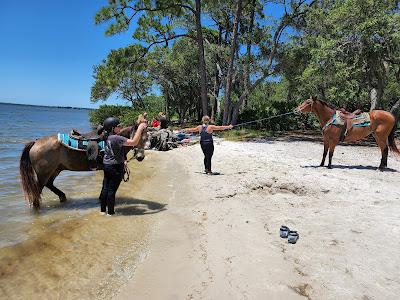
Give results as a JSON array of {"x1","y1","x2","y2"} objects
[{"x1": 293, "y1": 107, "x2": 302, "y2": 115}]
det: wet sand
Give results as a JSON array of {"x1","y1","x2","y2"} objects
[
  {"x1": 116, "y1": 139, "x2": 400, "y2": 300},
  {"x1": 0, "y1": 153, "x2": 166, "y2": 300}
]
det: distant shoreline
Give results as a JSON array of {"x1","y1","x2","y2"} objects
[{"x1": 0, "y1": 101, "x2": 94, "y2": 110}]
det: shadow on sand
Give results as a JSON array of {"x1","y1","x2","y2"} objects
[
  {"x1": 249, "y1": 130, "x2": 381, "y2": 148},
  {"x1": 42, "y1": 197, "x2": 167, "y2": 215},
  {"x1": 301, "y1": 164, "x2": 398, "y2": 172}
]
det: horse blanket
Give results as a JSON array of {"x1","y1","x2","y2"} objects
[{"x1": 57, "y1": 133, "x2": 105, "y2": 151}]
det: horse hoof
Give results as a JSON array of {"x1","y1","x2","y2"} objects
[
  {"x1": 327, "y1": 166, "x2": 332, "y2": 169},
  {"x1": 60, "y1": 195, "x2": 67, "y2": 202}
]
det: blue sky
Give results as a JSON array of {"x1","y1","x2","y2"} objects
[
  {"x1": 0, "y1": 1, "x2": 288, "y2": 108},
  {"x1": 0, "y1": 0, "x2": 133, "y2": 108}
]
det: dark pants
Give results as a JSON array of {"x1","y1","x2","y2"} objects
[
  {"x1": 99, "y1": 163, "x2": 124, "y2": 215},
  {"x1": 200, "y1": 142, "x2": 214, "y2": 172}
]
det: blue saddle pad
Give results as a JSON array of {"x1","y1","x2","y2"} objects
[
  {"x1": 331, "y1": 113, "x2": 370, "y2": 127},
  {"x1": 58, "y1": 133, "x2": 105, "y2": 151}
]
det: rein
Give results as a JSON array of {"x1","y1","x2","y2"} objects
[
  {"x1": 123, "y1": 163, "x2": 130, "y2": 182},
  {"x1": 233, "y1": 111, "x2": 297, "y2": 128}
]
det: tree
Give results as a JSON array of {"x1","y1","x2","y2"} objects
[
  {"x1": 95, "y1": 0, "x2": 209, "y2": 115},
  {"x1": 91, "y1": 45, "x2": 152, "y2": 108},
  {"x1": 228, "y1": 0, "x2": 316, "y2": 125},
  {"x1": 283, "y1": 0, "x2": 400, "y2": 111}
]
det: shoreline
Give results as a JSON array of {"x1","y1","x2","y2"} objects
[
  {"x1": 0, "y1": 152, "x2": 165, "y2": 299},
  {"x1": 1, "y1": 138, "x2": 399, "y2": 299}
]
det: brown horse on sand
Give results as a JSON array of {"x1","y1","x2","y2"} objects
[
  {"x1": 296, "y1": 96, "x2": 399, "y2": 170},
  {"x1": 20, "y1": 125, "x2": 148, "y2": 209}
]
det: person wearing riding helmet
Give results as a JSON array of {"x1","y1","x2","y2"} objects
[
  {"x1": 183, "y1": 116, "x2": 233, "y2": 174},
  {"x1": 99, "y1": 117, "x2": 147, "y2": 215}
]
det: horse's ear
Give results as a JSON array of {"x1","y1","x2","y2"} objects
[
  {"x1": 97, "y1": 125, "x2": 104, "y2": 135},
  {"x1": 311, "y1": 96, "x2": 316, "y2": 100}
]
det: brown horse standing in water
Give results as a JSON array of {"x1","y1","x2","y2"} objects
[
  {"x1": 19, "y1": 125, "x2": 148, "y2": 209},
  {"x1": 296, "y1": 96, "x2": 399, "y2": 170}
]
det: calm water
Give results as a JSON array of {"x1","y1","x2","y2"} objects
[
  {"x1": 0, "y1": 103, "x2": 158, "y2": 299},
  {"x1": 0, "y1": 103, "x2": 93, "y2": 247}
]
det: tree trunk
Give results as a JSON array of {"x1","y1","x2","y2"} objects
[
  {"x1": 233, "y1": 0, "x2": 256, "y2": 122},
  {"x1": 195, "y1": 0, "x2": 208, "y2": 117},
  {"x1": 369, "y1": 83, "x2": 383, "y2": 111},
  {"x1": 211, "y1": 26, "x2": 223, "y2": 122},
  {"x1": 390, "y1": 99, "x2": 400, "y2": 121},
  {"x1": 222, "y1": 0, "x2": 243, "y2": 124},
  {"x1": 164, "y1": 90, "x2": 170, "y2": 119},
  {"x1": 370, "y1": 88, "x2": 378, "y2": 111}
]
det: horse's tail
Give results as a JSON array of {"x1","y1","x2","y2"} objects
[
  {"x1": 20, "y1": 141, "x2": 42, "y2": 209},
  {"x1": 388, "y1": 112, "x2": 399, "y2": 155}
]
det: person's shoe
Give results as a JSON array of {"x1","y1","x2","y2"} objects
[
  {"x1": 288, "y1": 231, "x2": 299, "y2": 244},
  {"x1": 279, "y1": 225, "x2": 290, "y2": 238},
  {"x1": 106, "y1": 213, "x2": 115, "y2": 216},
  {"x1": 99, "y1": 212, "x2": 106, "y2": 216}
]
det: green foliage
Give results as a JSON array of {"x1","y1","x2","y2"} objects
[
  {"x1": 281, "y1": 0, "x2": 400, "y2": 111},
  {"x1": 91, "y1": 45, "x2": 152, "y2": 107},
  {"x1": 89, "y1": 94, "x2": 165, "y2": 126},
  {"x1": 89, "y1": 104, "x2": 132, "y2": 126},
  {"x1": 218, "y1": 128, "x2": 274, "y2": 141},
  {"x1": 92, "y1": 0, "x2": 400, "y2": 132}
]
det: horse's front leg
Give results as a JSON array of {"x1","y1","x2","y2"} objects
[
  {"x1": 327, "y1": 138, "x2": 338, "y2": 169},
  {"x1": 45, "y1": 173, "x2": 67, "y2": 202},
  {"x1": 320, "y1": 139, "x2": 329, "y2": 166}
]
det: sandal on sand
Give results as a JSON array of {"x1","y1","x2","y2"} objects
[
  {"x1": 288, "y1": 231, "x2": 299, "y2": 244},
  {"x1": 280, "y1": 225, "x2": 290, "y2": 238}
]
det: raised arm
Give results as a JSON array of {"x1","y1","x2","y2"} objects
[
  {"x1": 208, "y1": 124, "x2": 233, "y2": 132},
  {"x1": 183, "y1": 125, "x2": 201, "y2": 133},
  {"x1": 123, "y1": 123, "x2": 147, "y2": 147}
]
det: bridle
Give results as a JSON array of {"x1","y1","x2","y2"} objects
[
  {"x1": 129, "y1": 127, "x2": 148, "y2": 159},
  {"x1": 294, "y1": 98, "x2": 314, "y2": 114}
]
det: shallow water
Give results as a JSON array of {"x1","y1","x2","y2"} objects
[
  {"x1": 0, "y1": 103, "x2": 161, "y2": 299},
  {"x1": 0, "y1": 103, "x2": 93, "y2": 247}
]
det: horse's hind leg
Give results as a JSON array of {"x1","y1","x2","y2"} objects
[
  {"x1": 45, "y1": 172, "x2": 67, "y2": 202},
  {"x1": 374, "y1": 133, "x2": 389, "y2": 170},
  {"x1": 320, "y1": 139, "x2": 329, "y2": 166}
]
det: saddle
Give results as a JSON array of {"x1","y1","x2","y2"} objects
[
  {"x1": 69, "y1": 128, "x2": 103, "y2": 141},
  {"x1": 58, "y1": 132, "x2": 105, "y2": 171},
  {"x1": 337, "y1": 108, "x2": 363, "y2": 120},
  {"x1": 324, "y1": 109, "x2": 371, "y2": 141},
  {"x1": 58, "y1": 133, "x2": 105, "y2": 151}
]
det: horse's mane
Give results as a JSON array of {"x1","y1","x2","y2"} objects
[{"x1": 316, "y1": 98, "x2": 336, "y2": 110}]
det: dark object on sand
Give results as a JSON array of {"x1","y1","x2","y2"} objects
[
  {"x1": 288, "y1": 231, "x2": 299, "y2": 244},
  {"x1": 280, "y1": 225, "x2": 290, "y2": 238}
]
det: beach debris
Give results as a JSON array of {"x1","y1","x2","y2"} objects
[
  {"x1": 280, "y1": 225, "x2": 290, "y2": 238},
  {"x1": 288, "y1": 230, "x2": 299, "y2": 244}
]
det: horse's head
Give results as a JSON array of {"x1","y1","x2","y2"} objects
[
  {"x1": 130, "y1": 124, "x2": 150, "y2": 162},
  {"x1": 295, "y1": 96, "x2": 317, "y2": 113}
]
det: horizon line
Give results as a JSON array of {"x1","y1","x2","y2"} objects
[{"x1": 0, "y1": 101, "x2": 94, "y2": 110}]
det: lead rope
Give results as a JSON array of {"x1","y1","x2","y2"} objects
[
  {"x1": 232, "y1": 111, "x2": 297, "y2": 128},
  {"x1": 123, "y1": 163, "x2": 130, "y2": 182}
]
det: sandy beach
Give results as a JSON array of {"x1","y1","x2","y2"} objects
[
  {"x1": 116, "y1": 137, "x2": 400, "y2": 300},
  {"x1": 1, "y1": 136, "x2": 400, "y2": 300}
]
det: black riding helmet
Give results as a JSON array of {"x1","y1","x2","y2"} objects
[{"x1": 103, "y1": 117, "x2": 121, "y2": 132}]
